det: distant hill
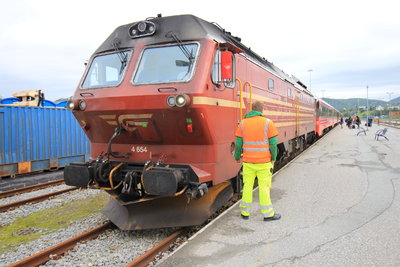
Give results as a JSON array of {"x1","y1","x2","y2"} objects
[
  {"x1": 322, "y1": 98, "x2": 389, "y2": 110},
  {"x1": 54, "y1": 97, "x2": 69, "y2": 104},
  {"x1": 389, "y1": 96, "x2": 400, "y2": 105}
]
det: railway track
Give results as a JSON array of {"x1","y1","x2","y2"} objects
[
  {"x1": 0, "y1": 179, "x2": 65, "y2": 199},
  {"x1": 7, "y1": 222, "x2": 184, "y2": 267},
  {"x1": 8, "y1": 222, "x2": 113, "y2": 267},
  {"x1": 126, "y1": 230, "x2": 184, "y2": 267},
  {"x1": 380, "y1": 121, "x2": 400, "y2": 129},
  {"x1": 0, "y1": 186, "x2": 79, "y2": 212}
]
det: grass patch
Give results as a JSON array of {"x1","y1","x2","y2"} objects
[{"x1": 0, "y1": 192, "x2": 109, "y2": 254}]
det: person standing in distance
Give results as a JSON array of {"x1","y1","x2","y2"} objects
[{"x1": 234, "y1": 101, "x2": 281, "y2": 221}]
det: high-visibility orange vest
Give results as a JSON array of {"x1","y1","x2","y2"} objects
[{"x1": 236, "y1": 116, "x2": 278, "y2": 163}]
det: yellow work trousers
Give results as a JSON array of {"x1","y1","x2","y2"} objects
[{"x1": 240, "y1": 162, "x2": 274, "y2": 218}]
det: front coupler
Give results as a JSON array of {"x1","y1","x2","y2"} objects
[{"x1": 64, "y1": 159, "x2": 208, "y2": 201}]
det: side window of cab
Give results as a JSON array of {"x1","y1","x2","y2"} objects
[{"x1": 268, "y1": 78, "x2": 274, "y2": 90}]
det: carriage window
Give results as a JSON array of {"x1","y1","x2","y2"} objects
[
  {"x1": 133, "y1": 43, "x2": 199, "y2": 84},
  {"x1": 287, "y1": 88, "x2": 291, "y2": 98},
  {"x1": 81, "y1": 50, "x2": 132, "y2": 89},
  {"x1": 268, "y1": 78, "x2": 274, "y2": 90}
]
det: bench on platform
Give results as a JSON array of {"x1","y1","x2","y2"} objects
[
  {"x1": 357, "y1": 127, "x2": 367, "y2": 136},
  {"x1": 375, "y1": 128, "x2": 389, "y2": 141}
]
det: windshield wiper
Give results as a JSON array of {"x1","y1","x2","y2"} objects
[
  {"x1": 112, "y1": 38, "x2": 128, "y2": 74},
  {"x1": 166, "y1": 31, "x2": 194, "y2": 68}
]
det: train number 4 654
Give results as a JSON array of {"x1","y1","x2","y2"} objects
[{"x1": 131, "y1": 146, "x2": 148, "y2": 153}]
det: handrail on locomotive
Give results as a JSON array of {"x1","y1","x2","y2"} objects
[
  {"x1": 243, "y1": 81, "x2": 253, "y2": 113},
  {"x1": 236, "y1": 78, "x2": 243, "y2": 120}
]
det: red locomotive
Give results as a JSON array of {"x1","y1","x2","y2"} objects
[{"x1": 65, "y1": 14, "x2": 339, "y2": 230}]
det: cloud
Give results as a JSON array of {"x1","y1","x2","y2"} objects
[
  {"x1": 314, "y1": 64, "x2": 400, "y2": 100},
  {"x1": 1, "y1": 0, "x2": 399, "y2": 101}
]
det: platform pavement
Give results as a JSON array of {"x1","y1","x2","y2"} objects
[{"x1": 158, "y1": 123, "x2": 400, "y2": 266}]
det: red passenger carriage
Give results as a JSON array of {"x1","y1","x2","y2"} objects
[{"x1": 316, "y1": 99, "x2": 340, "y2": 136}]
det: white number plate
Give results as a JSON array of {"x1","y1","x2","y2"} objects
[{"x1": 131, "y1": 146, "x2": 148, "y2": 153}]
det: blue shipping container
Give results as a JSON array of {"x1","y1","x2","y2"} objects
[{"x1": 0, "y1": 105, "x2": 91, "y2": 177}]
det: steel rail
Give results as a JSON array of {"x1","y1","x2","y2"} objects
[
  {"x1": 380, "y1": 121, "x2": 400, "y2": 129},
  {"x1": 125, "y1": 230, "x2": 184, "y2": 267},
  {"x1": 0, "y1": 187, "x2": 78, "y2": 212},
  {"x1": 7, "y1": 222, "x2": 113, "y2": 267},
  {"x1": 0, "y1": 179, "x2": 65, "y2": 199}
]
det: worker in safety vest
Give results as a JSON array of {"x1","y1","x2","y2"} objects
[{"x1": 234, "y1": 101, "x2": 281, "y2": 221}]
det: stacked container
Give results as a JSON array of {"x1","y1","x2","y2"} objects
[{"x1": 0, "y1": 105, "x2": 90, "y2": 178}]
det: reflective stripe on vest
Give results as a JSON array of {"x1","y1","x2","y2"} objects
[
  {"x1": 243, "y1": 141, "x2": 269, "y2": 145},
  {"x1": 241, "y1": 117, "x2": 272, "y2": 163},
  {"x1": 243, "y1": 147, "x2": 270, "y2": 152}
]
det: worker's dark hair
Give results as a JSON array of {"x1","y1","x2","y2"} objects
[{"x1": 252, "y1": 101, "x2": 264, "y2": 112}]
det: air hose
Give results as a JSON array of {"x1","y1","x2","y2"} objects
[{"x1": 108, "y1": 126, "x2": 130, "y2": 158}]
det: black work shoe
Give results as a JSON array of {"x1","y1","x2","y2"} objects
[
  {"x1": 264, "y1": 213, "x2": 281, "y2": 221},
  {"x1": 241, "y1": 214, "x2": 249, "y2": 220}
]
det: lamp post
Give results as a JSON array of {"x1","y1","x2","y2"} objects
[
  {"x1": 366, "y1": 85, "x2": 369, "y2": 131},
  {"x1": 377, "y1": 97, "x2": 385, "y2": 119},
  {"x1": 321, "y1": 89, "x2": 326, "y2": 98},
  {"x1": 387, "y1": 92, "x2": 394, "y2": 111},
  {"x1": 384, "y1": 92, "x2": 394, "y2": 115},
  {"x1": 386, "y1": 91, "x2": 394, "y2": 101},
  {"x1": 308, "y1": 69, "x2": 313, "y2": 94}
]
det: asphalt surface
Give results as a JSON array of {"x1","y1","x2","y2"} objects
[{"x1": 159, "y1": 123, "x2": 400, "y2": 266}]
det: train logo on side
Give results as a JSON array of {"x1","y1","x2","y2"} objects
[{"x1": 98, "y1": 114, "x2": 153, "y2": 132}]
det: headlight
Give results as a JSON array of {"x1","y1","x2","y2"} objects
[
  {"x1": 78, "y1": 100, "x2": 87, "y2": 110},
  {"x1": 175, "y1": 94, "x2": 190, "y2": 107},
  {"x1": 167, "y1": 95, "x2": 176, "y2": 107},
  {"x1": 66, "y1": 98, "x2": 75, "y2": 110},
  {"x1": 138, "y1": 22, "x2": 147, "y2": 32}
]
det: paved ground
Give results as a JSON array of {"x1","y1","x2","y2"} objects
[{"x1": 159, "y1": 123, "x2": 400, "y2": 266}]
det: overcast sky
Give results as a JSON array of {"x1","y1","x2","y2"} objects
[{"x1": 1, "y1": 0, "x2": 399, "y2": 101}]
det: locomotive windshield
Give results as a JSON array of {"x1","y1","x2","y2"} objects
[
  {"x1": 81, "y1": 50, "x2": 132, "y2": 89},
  {"x1": 133, "y1": 43, "x2": 199, "y2": 84}
]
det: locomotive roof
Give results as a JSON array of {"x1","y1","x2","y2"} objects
[{"x1": 95, "y1": 14, "x2": 309, "y2": 94}]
